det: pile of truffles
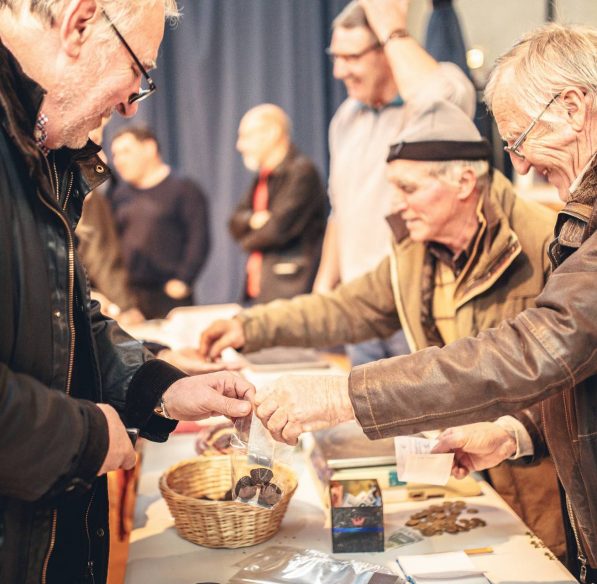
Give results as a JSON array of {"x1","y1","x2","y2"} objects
[
  {"x1": 405, "y1": 500, "x2": 486, "y2": 536},
  {"x1": 234, "y1": 467, "x2": 282, "y2": 508}
]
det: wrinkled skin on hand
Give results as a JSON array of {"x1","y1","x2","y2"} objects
[
  {"x1": 254, "y1": 374, "x2": 354, "y2": 445},
  {"x1": 162, "y1": 371, "x2": 255, "y2": 422},
  {"x1": 432, "y1": 422, "x2": 517, "y2": 479}
]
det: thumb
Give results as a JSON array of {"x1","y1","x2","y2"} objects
[
  {"x1": 432, "y1": 428, "x2": 466, "y2": 453},
  {"x1": 210, "y1": 391, "x2": 252, "y2": 418}
]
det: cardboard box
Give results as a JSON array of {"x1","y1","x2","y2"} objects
[{"x1": 330, "y1": 479, "x2": 384, "y2": 553}]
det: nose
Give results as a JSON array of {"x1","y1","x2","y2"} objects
[
  {"x1": 333, "y1": 58, "x2": 348, "y2": 80},
  {"x1": 509, "y1": 153, "x2": 532, "y2": 175},
  {"x1": 116, "y1": 99, "x2": 139, "y2": 118},
  {"x1": 392, "y1": 189, "x2": 408, "y2": 213}
]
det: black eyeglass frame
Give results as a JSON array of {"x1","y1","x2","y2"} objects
[
  {"x1": 101, "y1": 9, "x2": 156, "y2": 104},
  {"x1": 503, "y1": 93, "x2": 561, "y2": 160},
  {"x1": 325, "y1": 41, "x2": 382, "y2": 64}
]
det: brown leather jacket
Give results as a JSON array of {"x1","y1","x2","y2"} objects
[{"x1": 349, "y1": 159, "x2": 597, "y2": 569}]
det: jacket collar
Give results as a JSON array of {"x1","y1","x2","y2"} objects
[
  {"x1": 554, "y1": 156, "x2": 597, "y2": 250},
  {"x1": 389, "y1": 170, "x2": 522, "y2": 305},
  {"x1": 0, "y1": 40, "x2": 47, "y2": 172}
]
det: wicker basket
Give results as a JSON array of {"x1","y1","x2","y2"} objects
[{"x1": 159, "y1": 455, "x2": 297, "y2": 548}]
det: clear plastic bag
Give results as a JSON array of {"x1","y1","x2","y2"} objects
[
  {"x1": 228, "y1": 545, "x2": 402, "y2": 584},
  {"x1": 230, "y1": 415, "x2": 294, "y2": 509}
]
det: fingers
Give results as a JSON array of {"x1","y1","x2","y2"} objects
[
  {"x1": 255, "y1": 395, "x2": 278, "y2": 429},
  {"x1": 451, "y1": 464, "x2": 470, "y2": 480},
  {"x1": 432, "y1": 427, "x2": 467, "y2": 453},
  {"x1": 198, "y1": 319, "x2": 245, "y2": 361},
  {"x1": 208, "y1": 389, "x2": 252, "y2": 419},
  {"x1": 266, "y1": 408, "x2": 289, "y2": 442},
  {"x1": 281, "y1": 421, "x2": 301, "y2": 446},
  {"x1": 198, "y1": 320, "x2": 227, "y2": 359},
  {"x1": 208, "y1": 371, "x2": 256, "y2": 402},
  {"x1": 209, "y1": 332, "x2": 236, "y2": 361},
  {"x1": 96, "y1": 404, "x2": 137, "y2": 475}
]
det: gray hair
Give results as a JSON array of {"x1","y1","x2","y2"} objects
[
  {"x1": 0, "y1": 0, "x2": 179, "y2": 33},
  {"x1": 426, "y1": 159, "x2": 490, "y2": 194},
  {"x1": 485, "y1": 23, "x2": 597, "y2": 118},
  {"x1": 332, "y1": 0, "x2": 371, "y2": 32}
]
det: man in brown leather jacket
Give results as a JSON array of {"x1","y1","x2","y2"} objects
[
  {"x1": 252, "y1": 24, "x2": 597, "y2": 583},
  {"x1": 200, "y1": 100, "x2": 565, "y2": 555}
]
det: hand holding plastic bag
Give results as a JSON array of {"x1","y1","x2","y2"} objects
[{"x1": 254, "y1": 374, "x2": 355, "y2": 445}]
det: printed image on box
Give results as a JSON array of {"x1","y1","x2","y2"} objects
[{"x1": 330, "y1": 479, "x2": 384, "y2": 553}]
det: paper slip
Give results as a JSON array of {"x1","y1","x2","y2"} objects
[
  {"x1": 397, "y1": 551, "x2": 489, "y2": 583},
  {"x1": 394, "y1": 436, "x2": 453, "y2": 486}
]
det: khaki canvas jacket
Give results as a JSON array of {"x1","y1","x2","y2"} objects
[
  {"x1": 241, "y1": 172, "x2": 553, "y2": 356},
  {"x1": 241, "y1": 172, "x2": 563, "y2": 552},
  {"x1": 348, "y1": 160, "x2": 597, "y2": 568}
]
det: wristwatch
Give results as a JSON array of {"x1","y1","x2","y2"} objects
[{"x1": 154, "y1": 394, "x2": 173, "y2": 420}]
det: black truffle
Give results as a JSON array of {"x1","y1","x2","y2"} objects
[
  {"x1": 258, "y1": 482, "x2": 282, "y2": 507},
  {"x1": 250, "y1": 467, "x2": 273, "y2": 485},
  {"x1": 234, "y1": 475, "x2": 257, "y2": 500}
]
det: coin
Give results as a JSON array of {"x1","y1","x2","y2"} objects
[{"x1": 405, "y1": 500, "x2": 486, "y2": 537}]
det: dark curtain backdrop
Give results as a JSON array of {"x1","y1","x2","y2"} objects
[{"x1": 105, "y1": 0, "x2": 349, "y2": 305}]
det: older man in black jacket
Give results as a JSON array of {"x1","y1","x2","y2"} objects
[
  {"x1": 229, "y1": 104, "x2": 327, "y2": 304},
  {"x1": 0, "y1": 1, "x2": 253, "y2": 583}
]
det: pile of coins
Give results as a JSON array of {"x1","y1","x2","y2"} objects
[
  {"x1": 405, "y1": 500, "x2": 486, "y2": 537},
  {"x1": 233, "y1": 467, "x2": 282, "y2": 507}
]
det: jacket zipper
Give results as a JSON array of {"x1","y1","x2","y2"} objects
[
  {"x1": 542, "y1": 400, "x2": 589, "y2": 584},
  {"x1": 85, "y1": 488, "x2": 97, "y2": 584},
  {"x1": 566, "y1": 495, "x2": 588, "y2": 583},
  {"x1": 40, "y1": 156, "x2": 76, "y2": 584},
  {"x1": 40, "y1": 509, "x2": 58, "y2": 584}
]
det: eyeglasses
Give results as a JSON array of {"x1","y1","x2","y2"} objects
[
  {"x1": 503, "y1": 93, "x2": 561, "y2": 159},
  {"x1": 102, "y1": 9, "x2": 156, "y2": 104},
  {"x1": 325, "y1": 42, "x2": 382, "y2": 64}
]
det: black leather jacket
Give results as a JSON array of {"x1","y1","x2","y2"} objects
[
  {"x1": 350, "y1": 159, "x2": 597, "y2": 573},
  {"x1": 0, "y1": 41, "x2": 183, "y2": 583}
]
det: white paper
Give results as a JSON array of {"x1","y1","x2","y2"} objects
[
  {"x1": 394, "y1": 436, "x2": 454, "y2": 486},
  {"x1": 398, "y1": 551, "x2": 484, "y2": 580}
]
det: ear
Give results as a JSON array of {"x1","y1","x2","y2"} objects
[
  {"x1": 60, "y1": 0, "x2": 98, "y2": 59},
  {"x1": 559, "y1": 87, "x2": 589, "y2": 133},
  {"x1": 456, "y1": 168, "x2": 478, "y2": 201}
]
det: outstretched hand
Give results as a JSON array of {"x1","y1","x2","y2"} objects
[
  {"x1": 254, "y1": 374, "x2": 354, "y2": 445},
  {"x1": 198, "y1": 318, "x2": 246, "y2": 362},
  {"x1": 432, "y1": 422, "x2": 517, "y2": 479},
  {"x1": 161, "y1": 371, "x2": 255, "y2": 421}
]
